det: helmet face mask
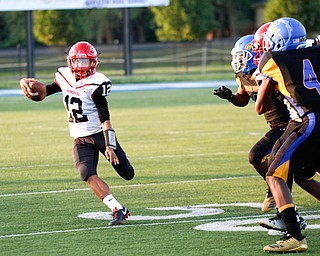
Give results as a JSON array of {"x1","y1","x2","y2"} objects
[
  {"x1": 71, "y1": 58, "x2": 91, "y2": 68},
  {"x1": 70, "y1": 58, "x2": 93, "y2": 78},
  {"x1": 231, "y1": 49, "x2": 254, "y2": 74},
  {"x1": 231, "y1": 35, "x2": 257, "y2": 74},
  {"x1": 67, "y1": 41, "x2": 99, "y2": 79}
]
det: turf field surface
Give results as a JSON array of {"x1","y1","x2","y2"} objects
[{"x1": 0, "y1": 88, "x2": 319, "y2": 255}]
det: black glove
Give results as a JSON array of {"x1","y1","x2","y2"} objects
[{"x1": 213, "y1": 86, "x2": 235, "y2": 102}]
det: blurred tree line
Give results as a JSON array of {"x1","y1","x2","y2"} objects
[{"x1": 0, "y1": 0, "x2": 319, "y2": 48}]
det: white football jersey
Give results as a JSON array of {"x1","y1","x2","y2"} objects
[{"x1": 55, "y1": 67, "x2": 112, "y2": 138}]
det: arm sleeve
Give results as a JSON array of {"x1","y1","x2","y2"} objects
[
  {"x1": 92, "y1": 87, "x2": 110, "y2": 123},
  {"x1": 45, "y1": 82, "x2": 61, "y2": 96}
]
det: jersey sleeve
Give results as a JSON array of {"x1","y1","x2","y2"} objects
[
  {"x1": 45, "y1": 82, "x2": 61, "y2": 96},
  {"x1": 91, "y1": 81, "x2": 112, "y2": 97},
  {"x1": 92, "y1": 85, "x2": 111, "y2": 123}
]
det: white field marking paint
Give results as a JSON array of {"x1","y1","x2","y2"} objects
[
  {"x1": 77, "y1": 204, "x2": 320, "y2": 226},
  {"x1": 0, "y1": 215, "x2": 260, "y2": 239},
  {"x1": 194, "y1": 214, "x2": 320, "y2": 232},
  {"x1": 0, "y1": 163, "x2": 71, "y2": 170},
  {"x1": 137, "y1": 150, "x2": 249, "y2": 159},
  {"x1": 248, "y1": 132, "x2": 265, "y2": 136},
  {"x1": 78, "y1": 206, "x2": 225, "y2": 221},
  {"x1": 193, "y1": 203, "x2": 262, "y2": 208},
  {"x1": 0, "y1": 150, "x2": 248, "y2": 171},
  {"x1": 0, "y1": 210, "x2": 257, "y2": 239},
  {"x1": 0, "y1": 175, "x2": 257, "y2": 197},
  {"x1": 0, "y1": 226, "x2": 110, "y2": 239},
  {"x1": 1, "y1": 204, "x2": 319, "y2": 239},
  {"x1": 0, "y1": 188, "x2": 91, "y2": 197}
]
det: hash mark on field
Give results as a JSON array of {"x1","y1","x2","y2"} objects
[{"x1": 0, "y1": 175, "x2": 257, "y2": 197}]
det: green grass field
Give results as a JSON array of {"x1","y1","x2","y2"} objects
[{"x1": 0, "y1": 88, "x2": 319, "y2": 255}]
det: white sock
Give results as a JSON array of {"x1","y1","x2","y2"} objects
[{"x1": 103, "y1": 194, "x2": 123, "y2": 212}]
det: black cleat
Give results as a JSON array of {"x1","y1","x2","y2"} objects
[{"x1": 108, "y1": 206, "x2": 131, "y2": 226}]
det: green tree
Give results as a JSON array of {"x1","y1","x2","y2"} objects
[
  {"x1": 151, "y1": 0, "x2": 217, "y2": 41},
  {"x1": 82, "y1": 8, "x2": 155, "y2": 44},
  {"x1": 86, "y1": 9, "x2": 122, "y2": 45},
  {"x1": 0, "y1": 12, "x2": 25, "y2": 47},
  {"x1": 264, "y1": 0, "x2": 320, "y2": 34},
  {"x1": 33, "y1": 10, "x2": 90, "y2": 46},
  {"x1": 151, "y1": 0, "x2": 256, "y2": 41},
  {"x1": 213, "y1": 0, "x2": 256, "y2": 37},
  {"x1": 131, "y1": 8, "x2": 157, "y2": 43}
]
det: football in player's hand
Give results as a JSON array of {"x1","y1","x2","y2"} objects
[{"x1": 20, "y1": 78, "x2": 47, "y2": 101}]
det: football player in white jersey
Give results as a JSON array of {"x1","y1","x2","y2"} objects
[{"x1": 20, "y1": 41, "x2": 134, "y2": 226}]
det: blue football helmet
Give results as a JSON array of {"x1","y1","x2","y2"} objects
[
  {"x1": 263, "y1": 17, "x2": 306, "y2": 52},
  {"x1": 231, "y1": 34, "x2": 257, "y2": 74}
]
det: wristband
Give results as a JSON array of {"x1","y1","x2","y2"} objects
[{"x1": 103, "y1": 129, "x2": 116, "y2": 149}]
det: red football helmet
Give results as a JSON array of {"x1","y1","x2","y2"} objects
[
  {"x1": 253, "y1": 22, "x2": 271, "y2": 52},
  {"x1": 67, "y1": 41, "x2": 99, "y2": 78},
  {"x1": 252, "y1": 22, "x2": 271, "y2": 66}
]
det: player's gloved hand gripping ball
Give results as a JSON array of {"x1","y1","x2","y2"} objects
[
  {"x1": 20, "y1": 78, "x2": 47, "y2": 101},
  {"x1": 213, "y1": 86, "x2": 235, "y2": 102}
]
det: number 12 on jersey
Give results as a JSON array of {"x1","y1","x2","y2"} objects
[{"x1": 64, "y1": 95, "x2": 88, "y2": 123}]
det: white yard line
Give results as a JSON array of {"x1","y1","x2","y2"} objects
[
  {"x1": 0, "y1": 150, "x2": 248, "y2": 171},
  {"x1": 1, "y1": 211, "x2": 319, "y2": 239},
  {"x1": 0, "y1": 214, "x2": 277, "y2": 239},
  {"x1": 0, "y1": 175, "x2": 257, "y2": 197}
]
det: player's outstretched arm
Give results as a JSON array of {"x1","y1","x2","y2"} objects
[
  {"x1": 213, "y1": 86, "x2": 235, "y2": 102},
  {"x1": 213, "y1": 86, "x2": 250, "y2": 107}
]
